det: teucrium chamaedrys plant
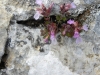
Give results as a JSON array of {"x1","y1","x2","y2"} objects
[{"x1": 34, "y1": 0, "x2": 88, "y2": 44}]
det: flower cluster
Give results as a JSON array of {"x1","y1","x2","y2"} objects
[{"x1": 34, "y1": 0, "x2": 88, "y2": 44}]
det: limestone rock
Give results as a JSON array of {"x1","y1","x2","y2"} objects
[
  {"x1": 94, "y1": 13, "x2": 100, "y2": 37},
  {"x1": 0, "y1": 0, "x2": 12, "y2": 63},
  {"x1": 1, "y1": 0, "x2": 100, "y2": 75}
]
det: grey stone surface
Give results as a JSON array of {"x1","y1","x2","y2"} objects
[
  {"x1": 83, "y1": 0, "x2": 100, "y2": 4},
  {"x1": 0, "y1": 0, "x2": 12, "y2": 63},
  {"x1": 94, "y1": 13, "x2": 100, "y2": 37},
  {"x1": 84, "y1": 0, "x2": 96, "y2": 4},
  {"x1": 0, "y1": 28, "x2": 7, "y2": 62},
  {"x1": 0, "y1": 0, "x2": 100, "y2": 75}
]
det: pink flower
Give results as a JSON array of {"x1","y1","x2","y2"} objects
[
  {"x1": 67, "y1": 19, "x2": 75, "y2": 24},
  {"x1": 65, "y1": 3, "x2": 70, "y2": 10},
  {"x1": 73, "y1": 21, "x2": 78, "y2": 27},
  {"x1": 50, "y1": 30, "x2": 56, "y2": 42},
  {"x1": 62, "y1": 29, "x2": 67, "y2": 35},
  {"x1": 73, "y1": 31, "x2": 80, "y2": 38},
  {"x1": 34, "y1": 11, "x2": 41, "y2": 20},
  {"x1": 70, "y1": 2, "x2": 76, "y2": 9},
  {"x1": 35, "y1": 0, "x2": 42, "y2": 5},
  {"x1": 34, "y1": 3, "x2": 53, "y2": 20},
  {"x1": 50, "y1": 34, "x2": 55, "y2": 41},
  {"x1": 73, "y1": 31, "x2": 82, "y2": 44},
  {"x1": 50, "y1": 33, "x2": 57, "y2": 44},
  {"x1": 44, "y1": 38, "x2": 48, "y2": 43},
  {"x1": 76, "y1": 37, "x2": 82, "y2": 44},
  {"x1": 50, "y1": 30, "x2": 55, "y2": 35},
  {"x1": 44, "y1": 35, "x2": 49, "y2": 43},
  {"x1": 60, "y1": 3, "x2": 70, "y2": 14},
  {"x1": 42, "y1": 3, "x2": 53, "y2": 16},
  {"x1": 82, "y1": 24, "x2": 88, "y2": 31}
]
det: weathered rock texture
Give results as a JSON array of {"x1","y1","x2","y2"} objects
[
  {"x1": 0, "y1": 0, "x2": 12, "y2": 63},
  {"x1": 0, "y1": 0, "x2": 100, "y2": 75}
]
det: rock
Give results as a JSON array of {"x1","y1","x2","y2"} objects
[
  {"x1": 0, "y1": 0, "x2": 100, "y2": 75},
  {"x1": 5, "y1": 20, "x2": 79, "y2": 75},
  {"x1": 84, "y1": 0, "x2": 95, "y2": 4},
  {"x1": 83, "y1": 0, "x2": 100, "y2": 4},
  {"x1": 0, "y1": 0, "x2": 12, "y2": 63},
  {"x1": 0, "y1": 28, "x2": 7, "y2": 62},
  {"x1": 94, "y1": 13, "x2": 100, "y2": 37}
]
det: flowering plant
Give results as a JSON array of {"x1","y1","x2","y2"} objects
[{"x1": 34, "y1": 0, "x2": 88, "y2": 44}]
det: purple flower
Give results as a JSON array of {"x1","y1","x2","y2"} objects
[
  {"x1": 50, "y1": 34, "x2": 55, "y2": 41},
  {"x1": 82, "y1": 24, "x2": 88, "y2": 31},
  {"x1": 70, "y1": 2, "x2": 76, "y2": 9},
  {"x1": 44, "y1": 35, "x2": 49, "y2": 43},
  {"x1": 44, "y1": 38, "x2": 48, "y2": 43},
  {"x1": 76, "y1": 37, "x2": 82, "y2": 44},
  {"x1": 67, "y1": 19, "x2": 75, "y2": 24},
  {"x1": 50, "y1": 30, "x2": 56, "y2": 42},
  {"x1": 62, "y1": 29, "x2": 67, "y2": 35},
  {"x1": 35, "y1": 0, "x2": 42, "y2": 5},
  {"x1": 50, "y1": 34, "x2": 57, "y2": 44},
  {"x1": 50, "y1": 30, "x2": 55, "y2": 35},
  {"x1": 73, "y1": 31, "x2": 80, "y2": 38},
  {"x1": 34, "y1": 11, "x2": 41, "y2": 20},
  {"x1": 73, "y1": 31, "x2": 82, "y2": 44}
]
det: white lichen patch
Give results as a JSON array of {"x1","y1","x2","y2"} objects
[{"x1": 27, "y1": 51, "x2": 79, "y2": 75}]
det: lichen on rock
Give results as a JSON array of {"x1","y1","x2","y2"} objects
[{"x1": 1, "y1": 0, "x2": 100, "y2": 75}]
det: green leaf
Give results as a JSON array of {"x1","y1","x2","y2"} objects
[
  {"x1": 56, "y1": 15, "x2": 62, "y2": 21},
  {"x1": 45, "y1": 21, "x2": 50, "y2": 25},
  {"x1": 66, "y1": 32, "x2": 74, "y2": 37},
  {"x1": 62, "y1": 16, "x2": 67, "y2": 21},
  {"x1": 66, "y1": 33, "x2": 71, "y2": 37}
]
